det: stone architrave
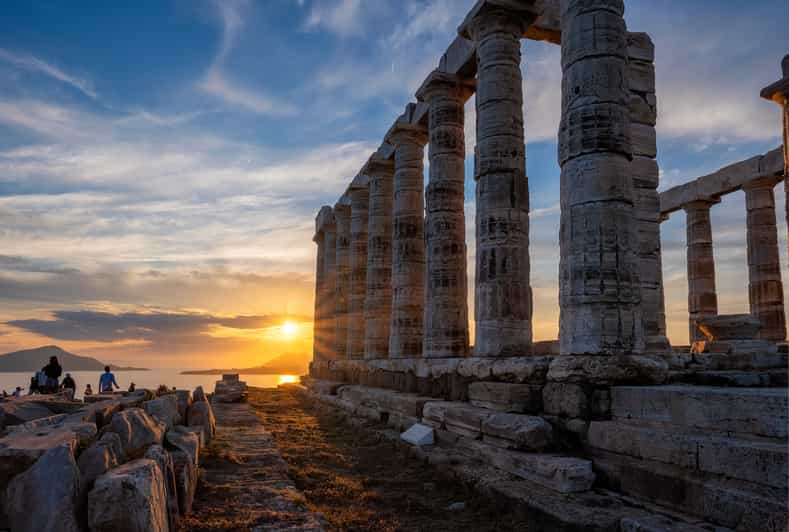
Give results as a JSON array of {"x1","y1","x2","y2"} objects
[
  {"x1": 558, "y1": 0, "x2": 644, "y2": 355},
  {"x1": 333, "y1": 203, "x2": 352, "y2": 359},
  {"x1": 388, "y1": 124, "x2": 428, "y2": 359},
  {"x1": 683, "y1": 199, "x2": 719, "y2": 343},
  {"x1": 743, "y1": 177, "x2": 786, "y2": 342},
  {"x1": 759, "y1": 55, "x2": 789, "y2": 262},
  {"x1": 347, "y1": 185, "x2": 370, "y2": 360},
  {"x1": 628, "y1": 32, "x2": 669, "y2": 353},
  {"x1": 363, "y1": 157, "x2": 395, "y2": 359},
  {"x1": 460, "y1": 5, "x2": 536, "y2": 357},
  {"x1": 416, "y1": 71, "x2": 474, "y2": 358}
]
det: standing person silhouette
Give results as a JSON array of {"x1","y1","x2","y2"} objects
[
  {"x1": 43, "y1": 356, "x2": 62, "y2": 393},
  {"x1": 98, "y1": 366, "x2": 120, "y2": 393}
]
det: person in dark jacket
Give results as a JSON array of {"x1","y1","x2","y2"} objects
[
  {"x1": 43, "y1": 356, "x2": 62, "y2": 393},
  {"x1": 62, "y1": 373, "x2": 76, "y2": 391}
]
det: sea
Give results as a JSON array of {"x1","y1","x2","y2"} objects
[{"x1": 0, "y1": 368, "x2": 299, "y2": 400}]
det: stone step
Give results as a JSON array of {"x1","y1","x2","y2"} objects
[
  {"x1": 588, "y1": 421, "x2": 787, "y2": 490},
  {"x1": 668, "y1": 369, "x2": 787, "y2": 387},
  {"x1": 611, "y1": 385, "x2": 788, "y2": 439}
]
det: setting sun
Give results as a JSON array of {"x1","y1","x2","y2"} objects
[
  {"x1": 281, "y1": 321, "x2": 299, "y2": 337},
  {"x1": 278, "y1": 375, "x2": 298, "y2": 385}
]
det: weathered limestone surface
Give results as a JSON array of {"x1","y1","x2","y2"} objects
[
  {"x1": 743, "y1": 177, "x2": 786, "y2": 342},
  {"x1": 481, "y1": 412, "x2": 553, "y2": 451},
  {"x1": 145, "y1": 445, "x2": 180, "y2": 532},
  {"x1": 694, "y1": 314, "x2": 778, "y2": 355},
  {"x1": 166, "y1": 428, "x2": 200, "y2": 468},
  {"x1": 107, "y1": 408, "x2": 165, "y2": 458},
  {"x1": 468, "y1": 381, "x2": 542, "y2": 413},
  {"x1": 417, "y1": 71, "x2": 473, "y2": 358},
  {"x1": 175, "y1": 389, "x2": 193, "y2": 421},
  {"x1": 628, "y1": 32, "x2": 669, "y2": 353},
  {"x1": 6, "y1": 443, "x2": 81, "y2": 532},
  {"x1": 186, "y1": 399, "x2": 216, "y2": 444},
  {"x1": 88, "y1": 458, "x2": 169, "y2": 532},
  {"x1": 462, "y1": 6, "x2": 534, "y2": 357},
  {"x1": 313, "y1": 206, "x2": 336, "y2": 362},
  {"x1": 684, "y1": 200, "x2": 719, "y2": 342},
  {"x1": 171, "y1": 450, "x2": 197, "y2": 516},
  {"x1": 558, "y1": 0, "x2": 643, "y2": 355},
  {"x1": 348, "y1": 184, "x2": 370, "y2": 360},
  {"x1": 143, "y1": 394, "x2": 181, "y2": 430},
  {"x1": 363, "y1": 157, "x2": 395, "y2": 359},
  {"x1": 611, "y1": 385, "x2": 788, "y2": 439},
  {"x1": 387, "y1": 116, "x2": 428, "y2": 359},
  {"x1": 78, "y1": 432, "x2": 124, "y2": 488},
  {"x1": 333, "y1": 203, "x2": 352, "y2": 360}
]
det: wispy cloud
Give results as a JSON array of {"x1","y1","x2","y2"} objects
[
  {"x1": 199, "y1": 0, "x2": 298, "y2": 116},
  {"x1": 0, "y1": 48, "x2": 97, "y2": 100},
  {"x1": 304, "y1": 0, "x2": 364, "y2": 37}
]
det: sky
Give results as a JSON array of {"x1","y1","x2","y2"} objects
[{"x1": 0, "y1": 0, "x2": 786, "y2": 368}]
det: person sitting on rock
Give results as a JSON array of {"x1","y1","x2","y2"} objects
[
  {"x1": 43, "y1": 356, "x2": 62, "y2": 393},
  {"x1": 62, "y1": 373, "x2": 76, "y2": 391},
  {"x1": 28, "y1": 374, "x2": 39, "y2": 395},
  {"x1": 99, "y1": 366, "x2": 119, "y2": 393},
  {"x1": 128, "y1": 382, "x2": 136, "y2": 392},
  {"x1": 84, "y1": 383, "x2": 93, "y2": 397},
  {"x1": 12, "y1": 386, "x2": 23, "y2": 397}
]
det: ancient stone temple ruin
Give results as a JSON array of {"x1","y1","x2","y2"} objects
[{"x1": 306, "y1": 1, "x2": 788, "y2": 530}]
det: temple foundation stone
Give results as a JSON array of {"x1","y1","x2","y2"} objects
[
  {"x1": 363, "y1": 157, "x2": 395, "y2": 359},
  {"x1": 416, "y1": 71, "x2": 474, "y2": 358},
  {"x1": 388, "y1": 123, "x2": 428, "y2": 359},
  {"x1": 460, "y1": 5, "x2": 535, "y2": 357},
  {"x1": 743, "y1": 177, "x2": 786, "y2": 342},
  {"x1": 558, "y1": 0, "x2": 644, "y2": 355}
]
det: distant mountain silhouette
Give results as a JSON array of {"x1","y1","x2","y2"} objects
[
  {"x1": 0, "y1": 345, "x2": 149, "y2": 372},
  {"x1": 181, "y1": 351, "x2": 310, "y2": 376}
]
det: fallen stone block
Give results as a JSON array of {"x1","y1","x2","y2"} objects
[
  {"x1": 78, "y1": 432, "x2": 124, "y2": 488},
  {"x1": 460, "y1": 439, "x2": 595, "y2": 493},
  {"x1": 143, "y1": 394, "x2": 182, "y2": 430},
  {"x1": 171, "y1": 450, "x2": 197, "y2": 516},
  {"x1": 193, "y1": 386, "x2": 207, "y2": 402},
  {"x1": 76, "y1": 399, "x2": 121, "y2": 428},
  {"x1": 444, "y1": 402, "x2": 493, "y2": 439},
  {"x1": 106, "y1": 408, "x2": 166, "y2": 458},
  {"x1": 145, "y1": 445, "x2": 179, "y2": 532},
  {"x1": 186, "y1": 400, "x2": 215, "y2": 444},
  {"x1": 481, "y1": 413, "x2": 553, "y2": 452},
  {"x1": 468, "y1": 382, "x2": 543, "y2": 413},
  {"x1": 174, "y1": 390, "x2": 192, "y2": 420},
  {"x1": 400, "y1": 423, "x2": 435, "y2": 446},
  {"x1": 0, "y1": 399, "x2": 54, "y2": 429},
  {"x1": 6, "y1": 443, "x2": 81, "y2": 532},
  {"x1": 88, "y1": 458, "x2": 169, "y2": 532},
  {"x1": 165, "y1": 428, "x2": 200, "y2": 468}
]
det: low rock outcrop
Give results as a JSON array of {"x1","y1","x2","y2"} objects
[
  {"x1": 107, "y1": 408, "x2": 166, "y2": 458},
  {"x1": 143, "y1": 394, "x2": 181, "y2": 430},
  {"x1": 145, "y1": 445, "x2": 180, "y2": 532},
  {"x1": 171, "y1": 449, "x2": 197, "y2": 515},
  {"x1": 186, "y1": 400, "x2": 216, "y2": 444}
]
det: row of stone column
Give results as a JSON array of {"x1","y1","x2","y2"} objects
[{"x1": 682, "y1": 183, "x2": 786, "y2": 343}]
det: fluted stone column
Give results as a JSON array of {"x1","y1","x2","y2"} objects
[
  {"x1": 388, "y1": 125, "x2": 427, "y2": 359},
  {"x1": 347, "y1": 185, "x2": 370, "y2": 360},
  {"x1": 684, "y1": 200, "x2": 719, "y2": 343},
  {"x1": 416, "y1": 71, "x2": 474, "y2": 358},
  {"x1": 333, "y1": 204, "x2": 352, "y2": 359},
  {"x1": 759, "y1": 55, "x2": 789, "y2": 262},
  {"x1": 460, "y1": 6, "x2": 535, "y2": 357},
  {"x1": 628, "y1": 32, "x2": 669, "y2": 352},
  {"x1": 322, "y1": 220, "x2": 337, "y2": 360},
  {"x1": 743, "y1": 177, "x2": 786, "y2": 342},
  {"x1": 312, "y1": 231, "x2": 327, "y2": 363},
  {"x1": 364, "y1": 157, "x2": 395, "y2": 359},
  {"x1": 558, "y1": 0, "x2": 644, "y2": 355}
]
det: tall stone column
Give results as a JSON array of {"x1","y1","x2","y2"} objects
[
  {"x1": 322, "y1": 220, "x2": 337, "y2": 360},
  {"x1": 628, "y1": 32, "x2": 669, "y2": 352},
  {"x1": 416, "y1": 71, "x2": 474, "y2": 358},
  {"x1": 388, "y1": 124, "x2": 427, "y2": 359},
  {"x1": 460, "y1": 5, "x2": 535, "y2": 357},
  {"x1": 743, "y1": 177, "x2": 786, "y2": 342},
  {"x1": 364, "y1": 157, "x2": 395, "y2": 359},
  {"x1": 558, "y1": 0, "x2": 644, "y2": 355},
  {"x1": 684, "y1": 200, "x2": 719, "y2": 343},
  {"x1": 312, "y1": 231, "x2": 326, "y2": 363},
  {"x1": 759, "y1": 55, "x2": 789, "y2": 263},
  {"x1": 347, "y1": 185, "x2": 370, "y2": 360},
  {"x1": 333, "y1": 203, "x2": 352, "y2": 359}
]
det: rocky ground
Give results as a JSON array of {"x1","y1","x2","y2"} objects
[{"x1": 242, "y1": 386, "x2": 528, "y2": 531}]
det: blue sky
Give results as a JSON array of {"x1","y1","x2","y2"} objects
[{"x1": 0, "y1": 0, "x2": 786, "y2": 367}]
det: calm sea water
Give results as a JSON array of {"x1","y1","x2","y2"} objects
[{"x1": 0, "y1": 368, "x2": 300, "y2": 400}]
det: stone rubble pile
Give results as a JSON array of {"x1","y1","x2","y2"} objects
[
  {"x1": 212, "y1": 373, "x2": 248, "y2": 403},
  {"x1": 0, "y1": 385, "x2": 216, "y2": 532}
]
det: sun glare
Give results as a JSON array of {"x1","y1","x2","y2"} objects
[
  {"x1": 278, "y1": 375, "x2": 298, "y2": 385},
  {"x1": 281, "y1": 320, "x2": 298, "y2": 337}
]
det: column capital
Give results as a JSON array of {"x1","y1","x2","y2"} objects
[
  {"x1": 362, "y1": 155, "x2": 394, "y2": 177},
  {"x1": 742, "y1": 175, "x2": 782, "y2": 192},
  {"x1": 387, "y1": 122, "x2": 428, "y2": 147},
  {"x1": 760, "y1": 54, "x2": 789, "y2": 105},
  {"x1": 682, "y1": 198, "x2": 720, "y2": 212},
  {"x1": 416, "y1": 70, "x2": 476, "y2": 103},
  {"x1": 458, "y1": 1, "x2": 537, "y2": 41}
]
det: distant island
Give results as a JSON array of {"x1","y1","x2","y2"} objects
[
  {"x1": 0, "y1": 345, "x2": 151, "y2": 372},
  {"x1": 182, "y1": 352, "x2": 308, "y2": 376}
]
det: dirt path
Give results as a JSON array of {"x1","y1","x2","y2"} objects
[
  {"x1": 249, "y1": 387, "x2": 528, "y2": 532},
  {"x1": 180, "y1": 399, "x2": 324, "y2": 531}
]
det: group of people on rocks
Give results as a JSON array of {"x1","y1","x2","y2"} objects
[{"x1": 15, "y1": 356, "x2": 126, "y2": 399}]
